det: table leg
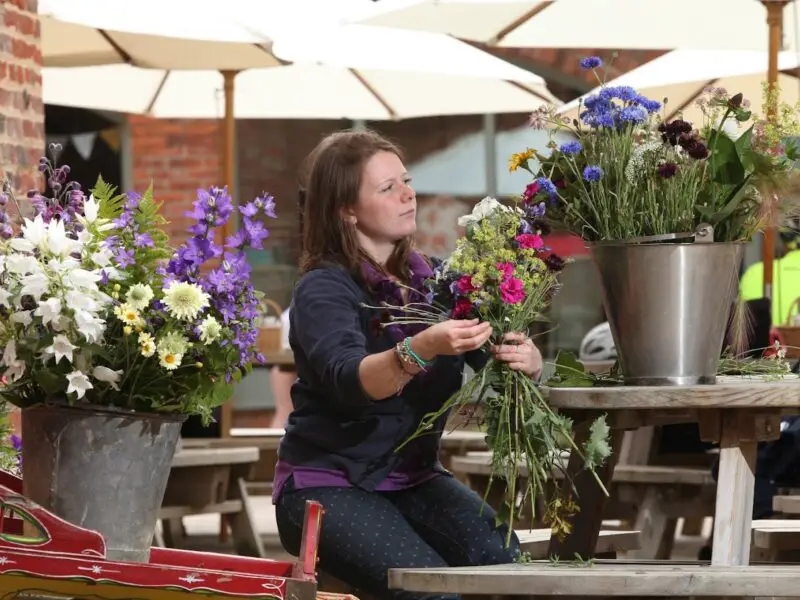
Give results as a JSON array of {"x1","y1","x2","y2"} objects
[
  {"x1": 547, "y1": 419, "x2": 621, "y2": 559},
  {"x1": 711, "y1": 411, "x2": 757, "y2": 566}
]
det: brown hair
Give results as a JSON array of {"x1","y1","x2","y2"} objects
[{"x1": 299, "y1": 129, "x2": 413, "y2": 280}]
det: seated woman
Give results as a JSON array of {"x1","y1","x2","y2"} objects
[{"x1": 273, "y1": 130, "x2": 542, "y2": 599}]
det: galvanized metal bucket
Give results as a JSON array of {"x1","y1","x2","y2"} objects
[
  {"x1": 589, "y1": 240, "x2": 743, "y2": 386},
  {"x1": 21, "y1": 404, "x2": 185, "y2": 562}
]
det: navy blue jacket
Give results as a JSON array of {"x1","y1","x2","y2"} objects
[{"x1": 279, "y1": 263, "x2": 486, "y2": 490}]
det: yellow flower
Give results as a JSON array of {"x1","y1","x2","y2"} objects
[
  {"x1": 508, "y1": 148, "x2": 535, "y2": 172},
  {"x1": 123, "y1": 325, "x2": 132, "y2": 335}
]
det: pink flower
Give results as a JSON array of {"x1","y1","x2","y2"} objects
[
  {"x1": 452, "y1": 297, "x2": 474, "y2": 319},
  {"x1": 455, "y1": 275, "x2": 478, "y2": 294},
  {"x1": 516, "y1": 233, "x2": 544, "y2": 250},
  {"x1": 496, "y1": 262, "x2": 515, "y2": 281},
  {"x1": 500, "y1": 277, "x2": 526, "y2": 304}
]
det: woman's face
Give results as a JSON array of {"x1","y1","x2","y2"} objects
[{"x1": 347, "y1": 151, "x2": 416, "y2": 251}]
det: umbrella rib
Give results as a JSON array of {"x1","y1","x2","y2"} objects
[
  {"x1": 348, "y1": 68, "x2": 397, "y2": 119},
  {"x1": 491, "y1": 1, "x2": 554, "y2": 45},
  {"x1": 145, "y1": 71, "x2": 171, "y2": 115},
  {"x1": 505, "y1": 79, "x2": 555, "y2": 104},
  {"x1": 665, "y1": 78, "x2": 718, "y2": 121},
  {"x1": 98, "y1": 30, "x2": 134, "y2": 64}
]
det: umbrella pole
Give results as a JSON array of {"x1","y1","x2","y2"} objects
[
  {"x1": 221, "y1": 69, "x2": 238, "y2": 440},
  {"x1": 761, "y1": 0, "x2": 788, "y2": 301}
]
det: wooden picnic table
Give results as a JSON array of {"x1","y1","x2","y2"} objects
[
  {"x1": 544, "y1": 377, "x2": 800, "y2": 567},
  {"x1": 390, "y1": 377, "x2": 800, "y2": 598},
  {"x1": 159, "y1": 446, "x2": 265, "y2": 558}
]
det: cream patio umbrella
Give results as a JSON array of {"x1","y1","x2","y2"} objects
[
  {"x1": 42, "y1": 24, "x2": 557, "y2": 120},
  {"x1": 358, "y1": 0, "x2": 799, "y2": 297},
  {"x1": 557, "y1": 49, "x2": 800, "y2": 124}
]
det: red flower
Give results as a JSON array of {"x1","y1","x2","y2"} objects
[
  {"x1": 455, "y1": 275, "x2": 478, "y2": 294},
  {"x1": 516, "y1": 233, "x2": 544, "y2": 250},
  {"x1": 521, "y1": 181, "x2": 540, "y2": 204},
  {"x1": 452, "y1": 297, "x2": 474, "y2": 319}
]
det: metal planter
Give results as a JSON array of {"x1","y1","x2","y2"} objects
[
  {"x1": 21, "y1": 404, "x2": 184, "y2": 562},
  {"x1": 589, "y1": 241, "x2": 743, "y2": 386}
]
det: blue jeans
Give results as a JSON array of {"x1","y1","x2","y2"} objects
[{"x1": 275, "y1": 474, "x2": 520, "y2": 600}]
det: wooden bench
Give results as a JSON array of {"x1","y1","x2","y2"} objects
[
  {"x1": 390, "y1": 561, "x2": 800, "y2": 597},
  {"x1": 750, "y1": 515, "x2": 800, "y2": 561},
  {"x1": 517, "y1": 528, "x2": 640, "y2": 558},
  {"x1": 451, "y1": 453, "x2": 715, "y2": 558},
  {"x1": 157, "y1": 446, "x2": 264, "y2": 558}
]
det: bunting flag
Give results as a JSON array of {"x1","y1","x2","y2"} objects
[
  {"x1": 71, "y1": 132, "x2": 97, "y2": 160},
  {"x1": 98, "y1": 127, "x2": 121, "y2": 152}
]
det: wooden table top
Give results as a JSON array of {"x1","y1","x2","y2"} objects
[
  {"x1": 172, "y1": 447, "x2": 259, "y2": 468},
  {"x1": 546, "y1": 376, "x2": 800, "y2": 410}
]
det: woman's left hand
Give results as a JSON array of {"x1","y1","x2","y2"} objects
[{"x1": 491, "y1": 332, "x2": 543, "y2": 379}]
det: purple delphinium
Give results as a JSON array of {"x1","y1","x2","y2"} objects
[
  {"x1": 167, "y1": 186, "x2": 278, "y2": 376},
  {"x1": 10, "y1": 434, "x2": 21, "y2": 473}
]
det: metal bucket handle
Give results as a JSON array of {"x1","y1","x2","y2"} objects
[{"x1": 605, "y1": 222, "x2": 715, "y2": 245}]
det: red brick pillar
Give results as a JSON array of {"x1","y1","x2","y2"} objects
[
  {"x1": 2, "y1": 0, "x2": 42, "y2": 437},
  {"x1": 1, "y1": 0, "x2": 43, "y2": 198}
]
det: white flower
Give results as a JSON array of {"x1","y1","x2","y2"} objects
[
  {"x1": 44, "y1": 334, "x2": 78, "y2": 364},
  {"x1": 34, "y1": 297, "x2": 63, "y2": 327},
  {"x1": 2, "y1": 341, "x2": 17, "y2": 367},
  {"x1": 10, "y1": 311, "x2": 32, "y2": 327},
  {"x1": 114, "y1": 303, "x2": 145, "y2": 328},
  {"x1": 66, "y1": 290, "x2": 99, "y2": 313},
  {"x1": 82, "y1": 195, "x2": 99, "y2": 224},
  {"x1": 140, "y1": 339, "x2": 156, "y2": 357},
  {"x1": 158, "y1": 349, "x2": 183, "y2": 371},
  {"x1": 125, "y1": 284, "x2": 154, "y2": 311},
  {"x1": 45, "y1": 219, "x2": 74, "y2": 258},
  {"x1": 68, "y1": 269, "x2": 101, "y2": 290},
  {"x1": 0, "y1": 288, "x2": 10, "y2": 308},
  {"x1": 157, "y1": 331, "x2": 189, "y2": 355},
  {"x1": 66, "y1": 370, "x2": 93, "y2": 399},
  {"x1": 20, "y1": 272, "x2": 49, "y2": 299},
  {"x1": 714, "y1": 116, "x2": 743, "y2": 140},
  {"x1": 19, "y1": 215, "x2": 47, "y2": 249},
  {"x1": 74, "y1": 310, "x2": 106, "y2": 343},
  {"x1": 92, "y1": 366, "x2": 123, "y2": 390},
  {"x1": 162, "y1": 282, "x2": 210, "y2": 321},
  {"x1": 90, "y1": 248, "x2": 113, "y2": 267},
  {"x1": 6, "y1": 255, "x2": 39, "y2": 275},
  {"x1": 198, "y1": 316, "x2": 222, "y2": 344},
  {"x1": 457, "y1": 196, "x2": 511, "y2": 227}
]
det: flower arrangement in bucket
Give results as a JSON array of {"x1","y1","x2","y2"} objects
[
  {"x1": 515, "y1": 55, "x2": 800, "y2": 385},
  {"x1": 0, "y1": 145, "x2": 276, "y2": 560},
  {"x1": 371, "y1": 197, "x2": 611, "y2": 543}
]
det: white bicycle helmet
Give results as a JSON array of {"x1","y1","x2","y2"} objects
[{"x1": 579, "y1": 322, "x2": 617, "y2": 362}]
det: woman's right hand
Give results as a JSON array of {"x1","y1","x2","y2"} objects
[{"x1": 411, "y1": 319, "x2": 493, "y2": 360}]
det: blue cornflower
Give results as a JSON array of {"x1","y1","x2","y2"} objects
[
  {"x1": 618, "y1": 105, "x2": 648, "y2": 125},
  {"x1": 580, "y1": 109, "x2": 615, "y2": 129},
  {"x1": 600, "y1": 86, "x2": 638, "y2": 103},
  {"x1": 535, "y1": 177, "x2": 558, "y2": 197},
  {"x1": 559, "y1": 141, "x2": 582, "y2": 155},
  {"x1": 583, "y1": 166, "x2": 604, "y2": 182},
  {"x1": 636, "y1": 96, "x2": 662, "y2": 113},
  {"x1": 579, "y1": 56, "x2": 603, "y2": 70}
]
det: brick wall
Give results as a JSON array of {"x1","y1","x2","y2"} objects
[
  {"x1": 1, "y1": 0, "x2": 43, "y2": 197},
  {"x1": 128, "y1": 115, "x2": 222, "y2": 246}
]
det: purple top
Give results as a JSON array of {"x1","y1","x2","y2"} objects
[{"x1": 271, "y1": 459, "x2": 441, "y2": 502}]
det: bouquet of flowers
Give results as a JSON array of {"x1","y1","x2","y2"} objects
[
  {"x1": 380, "y1": 197, "x2": 611, "y2": 543},
  {"x1": 0, "y1": 145, "x2": 274, "y2": 424},
  {"x1": 515, "y1": 55, "x2": 800, "y2": 242}
]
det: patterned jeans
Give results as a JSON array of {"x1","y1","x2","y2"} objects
[{"x1": 275, "y1": 474, "x2": 520, "y2": 600}]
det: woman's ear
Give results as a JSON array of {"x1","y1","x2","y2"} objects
[{"x1": 341, "y1": 207, "x2": 358, "y2": 226}]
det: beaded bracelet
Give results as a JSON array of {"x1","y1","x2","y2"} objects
[{"x1": 402, "y1": 336, "x2": 435, "y2": 370}]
